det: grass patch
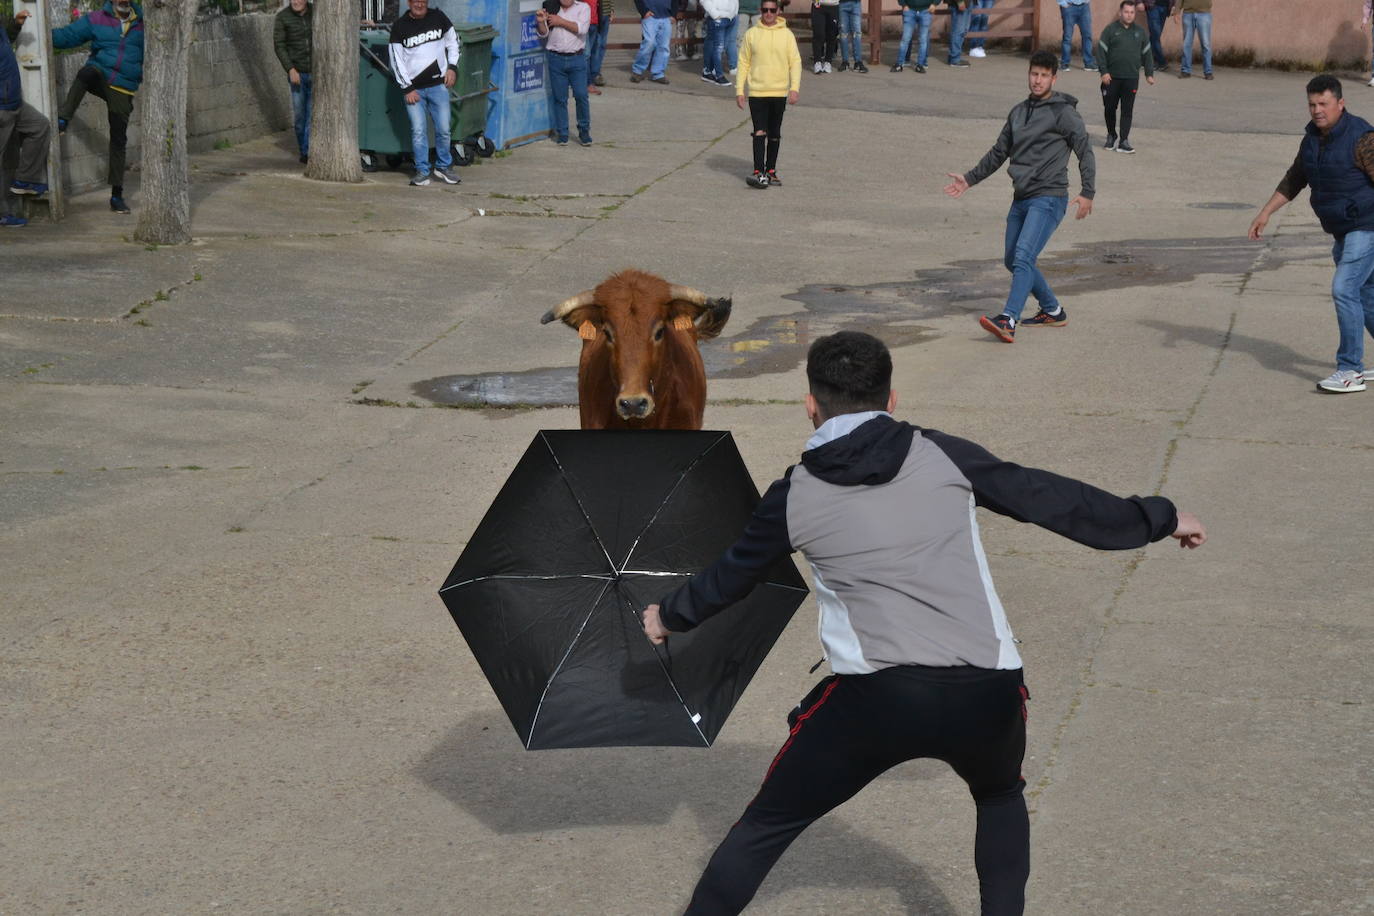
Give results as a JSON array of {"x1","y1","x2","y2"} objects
[{"x1": 214, "y1": 138, "x2": 232, "y2": 150}]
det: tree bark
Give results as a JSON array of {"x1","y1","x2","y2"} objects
[
  {"x1": 133, "y1": 0, "x2": 197, "y2": 245},
  {"x1": 305, "y1": 0, "x2": 362, "y2": 182}
]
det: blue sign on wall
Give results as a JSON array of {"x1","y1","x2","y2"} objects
[
  {"x1": 520, "y1": 12, "x2": 542, "y2": 51},
  {"x1": 513, "y1": 54, "x2": 544, "y2": 92}
]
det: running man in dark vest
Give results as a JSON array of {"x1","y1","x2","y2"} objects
[{"x1": 1249, "y1": 75, "x2": 1374, "y2": 394}]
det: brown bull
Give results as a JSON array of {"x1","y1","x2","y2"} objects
[{"x1": 541, "y1": 269, "x2": 732, "y2": 429}]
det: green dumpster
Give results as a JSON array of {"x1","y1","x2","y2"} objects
[{"x1": 453, "y1": 21, "x2": 497, "y2": 158}]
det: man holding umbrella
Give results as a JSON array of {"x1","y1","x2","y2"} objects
[{"x1": 641, "y1": 331, "x2": 1206, "y2": 915}]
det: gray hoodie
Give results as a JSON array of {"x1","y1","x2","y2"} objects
[{"x1": 964, "y1": 91, "x2": 1095, "y2": 201}]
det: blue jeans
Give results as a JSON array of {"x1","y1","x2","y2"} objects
[
  {"x1": 1003, "y1": 196, "x2": 1067, "y2": 321},
  {"x1": 897, "y1": 8, "x2": 931, "y2": 66},
  {"x1": 947, "y1": 3, "x2": 971, "y2": 64},
  {"x1": 969, "y1": 0, "x2": 994, "y2": 50},
  {"x1": 1330, "y1": 230, "x2": 1374, "y2": 372},
  {"x1": 633, "y1": 15, "x2": 672, "y2": 78},
  {"x1": 1146, "y1": 3, "x2": 1167, "y2": 67},
  {"x1": 289, "y1": 71, "x2": 312, "y2": 157},
  {"x1": 1059, "y1": 3, "x2": 1094, "y2": 69},
  {"x1": 405, "y1": 82, "x2": 452, "y2": 175},
  {"x1": 586, "y1": 16, "x2": 611, "y2": 80},
  {"x1": 703, "y1": 16, "x2": 737, "y2": 78},
  {"x1": 1180, "y1": 11, "x2": 1211, "y2": 75},
  {"x1": 547, "y1": 50, "x2": 590, "y2": 142},
  {"x1": 838, "y1": 0, "x2": 862, "y2": 64}
]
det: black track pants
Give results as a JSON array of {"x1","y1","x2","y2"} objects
[
  {"x1": 684, "y1": 665, "x2": 1030, "y2": 916},
  {"x1": 1101, "y1": 77, "x2": 1139, "y2": 142},
  {"x1": 810, "y1": 5, "x2": 839, "y2": 62}
]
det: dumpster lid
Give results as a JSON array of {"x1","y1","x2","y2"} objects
[{"x1": 452, "y1": 21, "x2": 499, "y2": 41}]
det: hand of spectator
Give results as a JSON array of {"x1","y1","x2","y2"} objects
[
  {"x1": 787, "y1": 90, "x2": 798, "y2": 104},
  {"x1": 943, "y1": 172, "x2": 970, "y2": 198},
  {"x1": 14, "y1": 9, "x2": 29, "y2": 26},
  {"x1": 737, "y1": 94, "x2": 746, "y2": 109},
  {"x1": 1146, "y1": 75, "x2": 1155, "y2": 85},
  {"x1": 1170, "y1": 511, "x2": 1206, "y2": 549},
  {"x1": 405, "y1": 89, "x2": 419, "y2": 104},
  {"x1": 641, "y1": 604, "x2": 671, "y2": 645},
  {"x1": 1071, "y1": 195, "x2": 1093, "y2": 219},
  {"x1": 1247, "y1": 212, "x2": 1268, "y2": 240},
  {"x1": 1100, "y1": 73, "x2": 1111, "y2": 85},
  {"x1": 289, "y1": 67, "x2": 301, "y2": 86},
  {"x1": 444, "y1": 68, "x2": 456, "y2": 88}
]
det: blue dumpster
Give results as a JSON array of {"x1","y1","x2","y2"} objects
[{"x1": 433, "y1": 0, "x2": 551, "y2": 149}]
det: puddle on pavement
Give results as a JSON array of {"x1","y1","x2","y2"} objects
[{"x1": 412, "y1": 232, "x2": 1327, "y2": 407}]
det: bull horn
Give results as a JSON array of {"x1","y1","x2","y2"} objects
[
  {"x1": 666, "y1": 284, "x2": 710, "y2": 306},
  {"x1": 541, "y1": 290, "x2": 596, "y2": 325}
]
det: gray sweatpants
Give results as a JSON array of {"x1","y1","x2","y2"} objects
[{"x1": 0, "y1": 101, "x2": 52, "y2": 186}]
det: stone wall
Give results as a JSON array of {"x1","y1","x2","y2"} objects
[{"x1": 58, "y1": 11, "x2": 291, "y2": 195}]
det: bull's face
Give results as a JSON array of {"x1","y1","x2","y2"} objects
[{"x1": 541, "y1": 271, "x2": 731, "y2": 422}]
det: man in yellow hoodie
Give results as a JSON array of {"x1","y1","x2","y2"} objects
[{"x1": 735, "y1": 1, "x2": 800, "y2": 188}]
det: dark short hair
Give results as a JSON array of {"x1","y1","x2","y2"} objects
[
  {"x1": 1029, "y1": 49, "x2": 1058, "y2": 74},
  {"x1": 1122, "y1": 0, "x2": 1140, "y2": 8},
  {"x1": 1306, "y1": 74, "x2": 1343, "y2": 100},
  {"x1": 806, "y1": 332, "x2": 892, "y2": 419}
]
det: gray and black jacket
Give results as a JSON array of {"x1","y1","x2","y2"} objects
[
  {"x1": 964, "y1": 91, "x2": 1095, "y2": 201},
  {"x1": 657, "y1": 413, "x2": 1176, "y2": 673}
]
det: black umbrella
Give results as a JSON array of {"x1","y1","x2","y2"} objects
[{"x1": 439, "y1": 430, "x2": 808, "y2": 750}]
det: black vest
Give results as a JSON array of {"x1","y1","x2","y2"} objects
[{"x1": 1302, "y1": 111, "x2": 1374, "y2": 238}]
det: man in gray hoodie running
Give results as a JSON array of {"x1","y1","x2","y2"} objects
[{"x1": 944, "y1": 49, "x2": 1095, "y2": 343}]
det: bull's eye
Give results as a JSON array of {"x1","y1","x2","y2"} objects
[
  {"x1": 603, "y1": 325, "x2": 615, "y2": 344},
  {"x1": 653, "y1": 324, "x2": 665, "y2": 342}
]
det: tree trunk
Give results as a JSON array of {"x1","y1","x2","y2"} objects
[
  {"x1": 133, "y1": 0, "x2": 198, "y2": 245},
  {"x1": 305, "y1": 0, "x2": 363, "y2": 183}
]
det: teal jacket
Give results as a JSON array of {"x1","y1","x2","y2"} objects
[{"x1": 52, "y1": 1, "x2": 145, "y2": 92}]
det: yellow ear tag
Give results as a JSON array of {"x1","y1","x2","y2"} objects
[
  {"x1": 578, "y1": 321, "x2": 598, "y2": 341},
  {"x1": 671, "y1": 314, "x2": 695, "y2": 332}
]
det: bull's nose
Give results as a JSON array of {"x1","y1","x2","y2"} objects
[{"x1": 617, "y1": 396, "x2": 653, "y2": 419}]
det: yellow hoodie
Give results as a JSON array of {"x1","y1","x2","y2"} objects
[{"x1": 736, "y1": 18, "x2": 801, "y2": 98}]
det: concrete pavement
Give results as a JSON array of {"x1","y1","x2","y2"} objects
[{"x1": 3, "y1": 48, "x2": 1372, "y2": 914}]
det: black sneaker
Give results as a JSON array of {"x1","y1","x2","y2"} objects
[
  {"x1": 890, "y1": 63, "x2": 904, "y2": 72},
  {"x1": 979, "y1": 314, "x2": 1015, "y2": 342},
  {"x1": 630, "y1": 71, "x2": 645, "y2": 82},
  {"x1": 700, "y1": 71, "x2": 717, "y2": 83},
  {"x1": 1021, "y1": 307, "x2": 1067, "y2": 327},
  {"x1": 766, "y1": 169, "x2": 781, "y2": 186},
  {"x1": 409, "y1": 172, "x2": 431, "y2": 186},
  {"x1": 948, "y1": 60, "x2": 970, "y2": 68},
  {"x1": 579, "y1": 135, "x2": 594, "y2": 147},
  {"x1": 1104, "y1": 134, "x2": 1117, "y2": 151},
  {"x1": 109, "y1": 195, "x2": 131, "y2": 213},
  {"x1": 914, "y1": 64, "x2": 927, "y2": 73},
  {"x1": 433, "y1": 167, "x2": 460, "y2": 184},
  {"x1": 853, "y1": 60, "x2": 868, "y2": 73},
  {"x1": 651, "y1": 75, "x2": 670, "y2": 84},
  {"x1": 1116, "y1": 141, "x2": 1135, "y2": 154},
  {"x1": 746, "y1": 171, "x2": 769, "y2": 189},
  {"x1": 837, "y1": 60, "x2": 849, "y2": 71}
]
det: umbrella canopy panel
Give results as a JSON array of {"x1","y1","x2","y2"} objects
[{"x1": 440, "y1": 430, "x2": 808, "y2": 749}]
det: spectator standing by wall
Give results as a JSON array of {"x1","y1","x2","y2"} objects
[
  {"x1": 51, "y1": 0, "x2": 143, "y2": 214},
  {"x1": 1249, "y1": 76, "x2": 1374, "y2": 393},
  {"x1": 674, "y1": 0, "x2": 701, "y2": 60},
  {"x1": 735, "y1": 0, "x2": 761, "y2": 63},
  {"x1": 1057, "y1": 0, "x2": 1094, "y2": 71},
  {"x1": 1142, "y1": 0, "x2": 1171, "y2": 71},
  {"x1": 630, "y1": 0, "x2": 679, "y2": 83},
  {"x1": 944, "y1": 50, "x2": 1094, "y2": 343},
  {"x1": 1097, "y1": 0, "x2": 1153, "y2": 154},
  {"x1": 586, "y1": 0, "x2": 614, "y2": 92},
  {"x1": 701, "y1": 0, "x2": 739, "y2": 84},
  {"x1": 2, "y1": 10, "x2": 52, "y2": 227},
  {"x1": 809, "y1": 0, "x2": 838, "y2": 73},
  {"x1": 891, "y1": 0, "x2": 936, "y2": 72},
  {"x1": 736, "y1": 0, "x2": 798, "y2": 188},
  {"x1": 968, "y1": 0, "x2": 994, "y2": 58},
  {"x1": 274, "y1": 0, "x2": 313, "y2": 165},
  {"x1": 389, "y1": 0, "x2": 460, "y2": 186},
  {"x1": 946, "y1": 0, "x2": 971, "y2": 68},
  {"x1": 836, "y1": 0, "x2": 866, "y2": 71},
  {"x1": 537, "y1": 0, "x2": 592, "y2": 144},
  {"x1": 1172, "y1": 0, "x2": 1210, "y2": 79}
]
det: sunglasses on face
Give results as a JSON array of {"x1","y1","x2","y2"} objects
[{"x1": 761, "y1": 6, "x2": 778, "y2": 11}]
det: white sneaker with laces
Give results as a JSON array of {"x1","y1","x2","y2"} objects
[
  {"x1": 1318, "y1": 369, "x2": 1367, "y2": 393},
  {"x1": 823, "y1": 61, "x2": 832, "y2": 72},
  {"x1": 970, "y1": 47, "x2": 986, "y2": 58},
  {"x1": 813, "y1": 61, "x2": 824, "y2": 73}
]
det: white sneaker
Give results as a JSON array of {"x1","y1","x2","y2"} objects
[
  {"x1": 1363, "y1": 368, "x2": 1374, "y2": 380},
  {"x1": 813, "y1": 61, "x2": 824, "y2": 73},
  {"x1": 822, "y1": 61, "x2": 832, "y2": 73},
  {"x1": 1317, "y1": 369, "x2": 1367, "y2": 393},
  {"x1": 1368, "y1": 76, "x2": 1374, "y2": 87},
  {"x1": 970, "y1": 47, "x2": 986, "y2": 58}
]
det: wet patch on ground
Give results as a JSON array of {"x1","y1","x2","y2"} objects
[{"x1": 410, "y1": 232, "x2": 1327, "y2": 407}]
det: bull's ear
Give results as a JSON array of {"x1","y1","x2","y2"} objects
[
  {"x1": 541, "y1": 291, "x2": 603, "y2": 335},
  {"x1": 666, "y1": 286, "x2": 732, "y2": 340}
]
